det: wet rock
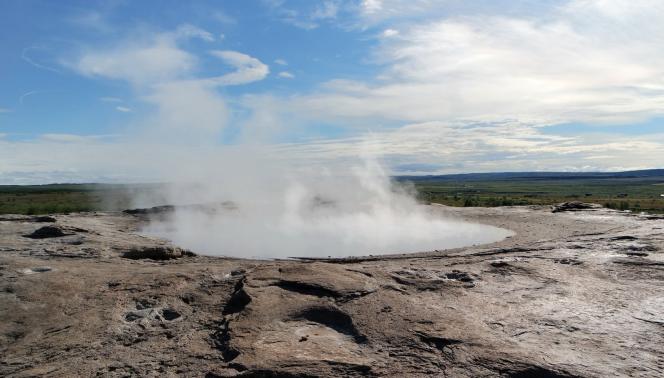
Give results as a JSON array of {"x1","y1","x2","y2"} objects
[
  {"x1": 211, "y1": 319, "x2": 240, "y2": 362},
  {"x1": 23, "y1": 226, "x2": 72, "y2": 239},
  {"x1": 222, "y1": 279, "x2": 252, "y2": 315},
  {"x1": 124, "y1": 312, "x2": 143, "y2": 322},
  {"x1": 554, "y1": 258, "x2": 582, "y2": 265},
  {"x1": 625, "y1": 251, "x2": 649, "y2": 257},
  {"x1": 444, "y1": 270, "x2": 474, "y2": 282},
  {"x1": 161, "y1": 308, "x2": 181, "y2": 321},
  {"x1": 21, "y1": 266, "x2": 53, "y2": 274},
  {"x1": 123, "y1": 205, "x2": 176, "y2": 215},
  {"x1": 415, "y1": 331, "x2": 462, "y2": 352},
  {"x1": 501, "y1": 363, "x2": 582, "y2": 378},
  {"x1": 611, "y1": 235, "x2": 638, "y2": 241},
  {"x1": 135, "y1": 298, "x2": 158, "y2": 310},
  {"x1": 123, "y1": 202, "x2": 238, "y2": 217},
  {"x1": 290, "y1": 304, "x2": 367, "y2": 343},
  {"x1": 121, "y1": 246, "x2": 195, "y2": 260},
  {"x1": 551, "y1": 202, "x2": 602, "y2": 213},
  {"x1": 272, "y1": 280, "x2": 343, "y2": 298}
]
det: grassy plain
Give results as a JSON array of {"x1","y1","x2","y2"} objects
[
  {"x1": 2, "y1": 171, "x2": 664, "y2": 214},
  {"x1": 0, "y1": 184, "x2": 134, "y2": 215},
  {"x1": 409, "y1": 174, "x2": 664, "y2": 213}
]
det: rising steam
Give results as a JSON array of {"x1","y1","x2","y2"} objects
[
  {"x1": 139, "y1": 156, "x2": 512, "y2": 259},
  {"x1": 102, "y1": 39, "x2": 512, "y2": 259}
]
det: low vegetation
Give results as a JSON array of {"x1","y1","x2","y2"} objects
[
  {"x1": 2, "y1": 171, "x2": 664, "y2": 215},
  {"x1": 0, "y1": 184, "x2": 134, "y2": 215},
  {"x1": 407, "y1": 174, "x2": 664, "y2": 214}
]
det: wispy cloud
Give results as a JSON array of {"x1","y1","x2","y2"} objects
[
  {"x1": 68, "y1": 25, "x2": 259, "y2": 88},
  {"x1": 8, "y1": 0, "x2": 660, "y2": 185},
  {"x1": 174, "y1": 24, "x2": 215, "y2": 42},
  {"x1": 264, "y1": 0, "x2": 341, "y2": 29},
  {"x1": 0, "y1": 108, "x2": 11, "y2": 113},
  {"x1": 39, "y1": 133, "x2": 117, "y2": 143},
  {"x1": 212, "y1": 10, "x2": 237, "y2": 25},
  {"x1": 204, "y1": 50, "x2": 270, "y2": 86},
  {"x1": 291, "y1": 0, "x2": 664, "y2": 126},
  {"x1": 270, "y1": 120, "x2": 664, "y2": 174},
  {"x1": 99, "y1": 97, "x2": 123, "y2": 103},
  {"x1": 21, "y1": 47, "x2": 61, "y2": 74},
  {"x1": 311, "y1": 1, "x2": 340, "y2": 21},
  {"x1": 69, "y1": 10, "x2": 113, "y2": 32},
  {"x1": 70, "y1": 31, "x2": 198, "y2": 85},
  {"x1": 19, "y1": 90, "x2": 57, "y2": 105},
  {"x1": 1, "y1": 119, "x2": 661, "y2": 184},
  {"x1": 278, "y1": 71, "x2": 295, "y2": 79},
  {"x1": 66, "y1": 25, "x2": 269, "y2": 147}
]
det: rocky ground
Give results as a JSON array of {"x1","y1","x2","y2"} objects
[{"x1": 1, "y1": 204, "x2": 663, "y2": 377}]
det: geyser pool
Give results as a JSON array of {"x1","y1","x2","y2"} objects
[
  {"x1": 142, "y1": 202, "x2": 512, "y2": 259},
  {"x1": 136, "y1": 160, "x2": 512, "y2": 259}
]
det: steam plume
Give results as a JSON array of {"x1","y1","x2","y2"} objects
[{"x1": 138, "y1": 152, "x2": 511, "y2": 259}]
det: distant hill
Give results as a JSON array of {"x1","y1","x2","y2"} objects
[{"x1": 396, "y1": 169, "x2": 664, "y2": 182}]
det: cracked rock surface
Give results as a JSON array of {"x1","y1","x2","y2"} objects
[{"x1": 1, "y1": 205, "x2": 663, "y2": 377}]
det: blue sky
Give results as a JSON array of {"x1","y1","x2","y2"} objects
[
  {"x1": 0, "y1": 0, "x2": 375, "y2": 138},
  {"x1": 1, "y1": 0, "x2": 664, "y2": 183}
]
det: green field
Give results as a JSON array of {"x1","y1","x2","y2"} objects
[
  {"x1": 408, "y1": 174, "x2": 664, "y2": 214},
  {"x1": 0, "y1": 184, "x2": 136, "y2": 215},
  {"x1": 2, "y1": 170, "x2": 664, "y2": 215}
]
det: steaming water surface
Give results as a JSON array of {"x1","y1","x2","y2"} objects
[
  {"x1": 138, "y1": 160, "x2": 512, "y2": 259},
  {"x1": 144, "y1": 205, "x2": 512, "y2": 259}
]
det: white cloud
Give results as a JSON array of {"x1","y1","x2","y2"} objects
[
  {"x1": 22, "y1": 47, "x2": 62, "y2": 74},
  {"x1": 361, "y1": 0, "x2": 383, "y2": 14},
  {"x1": 174, "y1": 24, "x2": 215, "y2": 42},
  {"x1": 356, "y1": 0, "x2": 446, "y2": 27},
  {"x1": 271, "y1": 120, "x2": 664, "y2": 174},
  {"x1": 311, "y1": 1, "x2": 340, "y2": 20},
  {"x1": 19, "y1": 90, "x2": 56, "y2": 105},
  {"x1": 265, "y1": 0, "x2": 342, "y2": 29},
  {"x1": 278, "y1": 71, "x2": 295, "y2": 79},
  {"x1": 212, "y1": 10, "x2": 237, "y2": 25},
  {"x1": 99, "y1": 96, "x2": 123, "y2": 103},
  {"x1": 39, "y1": 134, "x2": 115, "y2": 143},
  {"x1": 69, "y1": 24, "x2": 217, "y2": 86},
  {"x1": 65, "y1": 26, "x2": 269, "y2": 153},
  {"x1": 1, "y1": 115, "x2": 663, "y2": 184},
  {"x1": 204, "y1": 50, "x2": 270, "y2": 86},
  {"x1": 292, "y1": 0, "x2": 664, "y2": 125},
  {"x1": 72, "y1": 37, "x2": 197, "y2": 85},
  {"x1": 274, "y1": 58, "x2": 288, "y2": 66},
  {"x1": 2, "y1": 121, "x2": 662, "y2": 184},
  {"x1": 69, "y1": 10, "x2": 113, "y2": 33},
  {"x1": 18, "y1": 0, "x2": 660, "y2": 185}
]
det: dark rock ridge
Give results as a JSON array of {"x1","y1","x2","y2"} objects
[
  {"x1": 121, "y1": 246, "x2": 195, "y2": 260},
  {"x1": 551, "y1": 201, "x2": 603, "y2": 213},
  {"x1": 123, "y1": 202, "x2": 238, "y2": 217},
  {"x1": 23, "y1": 225, "x2": 72, "y2": 239}
]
